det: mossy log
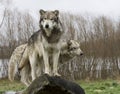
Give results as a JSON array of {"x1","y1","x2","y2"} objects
[{"x1": 22, "y1": 74, "x2": 85, "y2": 94}]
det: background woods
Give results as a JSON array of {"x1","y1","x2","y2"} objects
[{"x1": 0, "y1": 8, "x2": 120, "y2": 80}]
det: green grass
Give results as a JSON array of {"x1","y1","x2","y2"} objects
[
  {"x1": 0, "y1": 78, "x2": 120, "y2": 94},
  {"x1": 0, "y1": 78, "x2": 26, "y2": 94},
  {"x1": 78, "y1": 79, "x2": 120, "y2": 94}
]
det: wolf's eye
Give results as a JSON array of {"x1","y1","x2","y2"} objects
[
  {"x1": 72, "y1": 47, "x2": 76, "y2": 50},
  {"x1": 50, "y1": 18, "x2": 54, "y2": 21},
  {"x1": 40, "y1": 18, "x2": 43, "y2": 21},
  {"x1": 44, "y1": 18, "x2": 47, "y2": 20},
  {"x1": 68, "y1": 47, "x2": 76, "y2": 51}
]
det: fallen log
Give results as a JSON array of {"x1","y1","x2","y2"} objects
[
  {"x1": 4, "y1": 74, "x2": 85, "y2": 94},
  {"x1": 22, "y1": 74, "x2": 85, "y2": 94}
]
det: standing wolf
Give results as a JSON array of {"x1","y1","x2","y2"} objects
[
  {"x1": 39, "y1": 9, "x2": 64, "y2": 76},
  {"x1": 18, "y1": 10, "x2": 64, "y2": 80},
  {"x1": 8, "y1": 40, "x2": 83, "y2": 86}
]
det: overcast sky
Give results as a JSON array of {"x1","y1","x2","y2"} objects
[
  {"x1": 14, "y1": 0, "x2": 120, "y2": 15},
  {"x1": 1, "y1": 0, "x2": 120, "y2": 20}
]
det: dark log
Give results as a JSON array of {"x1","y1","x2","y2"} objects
[{"x1": 22, "y1": 74, "x2": 85, "y2": 94}]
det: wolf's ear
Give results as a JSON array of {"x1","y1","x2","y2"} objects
[
  {"x1": 67, "y1": 40, "x2": 72, "y2": 46},
  {"x1": 54, "y1": 10, "x2": 59, "y2": 16},
  {"x1": 39, "y1": 9, "x2": 45, "y2": 15},
  {"x1": 76, "y1": 40, "x2": 81, "y2": 44}
]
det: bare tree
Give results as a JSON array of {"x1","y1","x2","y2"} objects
[{"x1": 0, "y1": 8, "x2": 6, "y2": 28}]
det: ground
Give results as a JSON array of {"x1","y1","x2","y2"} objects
[
  {"x1": 0, "y1": 78, "x2": 120, "y2": 94},
  {"x1": 78, "y1": 79, "x2": 120, "y2": 94},
  {"x1": 0, "y1": 78, "x2": 25, "y2": 94}
]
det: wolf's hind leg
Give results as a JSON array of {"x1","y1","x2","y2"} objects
[
  {"x1": 20, "y1": 64, "x2": 31, "y2": 86},
  {"x1": 18, "y1": 49, "x2": 29, "y2": 70},
  {"x1": 29, "y1": 53, "x2": 38, "y2": 81}
]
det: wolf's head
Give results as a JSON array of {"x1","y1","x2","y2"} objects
[
  {"x1": 39, "y1": 9, "x2": 60, "y2": 37},
  {"x1": 59, "y1": 40, "x2": 83, "y2": 64},
  {"x1": 67, "y1": 40, "x2": 83, "y2": 57}
]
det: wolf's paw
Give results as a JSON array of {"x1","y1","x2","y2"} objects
[
  {"x1": 44, "y1": 71, "x2": 51, "y2": 76},
  {"x1": 53, "y1": 73, "x2": 61, "y2": 77}
]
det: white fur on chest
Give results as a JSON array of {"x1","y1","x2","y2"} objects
[{"x1": 42, "y1": 36, "x2": 61, "y2": 52}]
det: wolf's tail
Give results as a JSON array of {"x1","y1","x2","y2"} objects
[{"x1": 8, "y1": 44, "x2": 27, "y2": 81}]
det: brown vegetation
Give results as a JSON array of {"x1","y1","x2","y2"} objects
[{"x1": 0, "y1": 9, "x2": 120, "y2": 80}]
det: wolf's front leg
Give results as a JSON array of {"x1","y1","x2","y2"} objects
[
  {"x1": 42, "y1": 50, "x2": 50, "y2": 75},
  {"x1": 40, "y1": 43, "x2": 50, "y2": 75},
  {"x1": 53, "y1": 50, "x2": 61, "y2": 76}
]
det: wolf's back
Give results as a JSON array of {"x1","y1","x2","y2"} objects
[{"x1": 8, "y1": 44, "x2": 27, "y2": 81}]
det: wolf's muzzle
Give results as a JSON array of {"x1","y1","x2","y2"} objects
[
  {"x1": 45, "y1": 24, "x2": 49, "y2": 29},
  {"x1": 80, "y1": 52, "x2": 84, "y2": 56}
]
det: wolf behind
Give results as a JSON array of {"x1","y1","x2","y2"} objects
[{"x1": 8, "y1": 40, "x2": 83, "y2": 86}]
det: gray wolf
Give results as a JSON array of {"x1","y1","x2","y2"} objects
[
  {"x1": 8, "y1": 40, "x2": 83, "y2": 86},
  {"x1": 18, "y1": 9, "x2": 64, "y2": 80},
  {"x1": 39, "y1": 9, "x2": 64, "y2": 76}
]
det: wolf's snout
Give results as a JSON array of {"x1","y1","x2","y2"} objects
[
  {"x1": 45, "y1": 24, "x2": 49, "y2": 28},
  {"x1": 80, "y1": 52, "x2": 83, "y2": 56}
]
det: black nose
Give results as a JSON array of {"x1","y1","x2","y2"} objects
[
  {"x1": 45, "y1": 24, "x2": 49, "y2": 28},
  {"x1": 80, "y1": 53, "x2": 83, "y2": 56}
]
